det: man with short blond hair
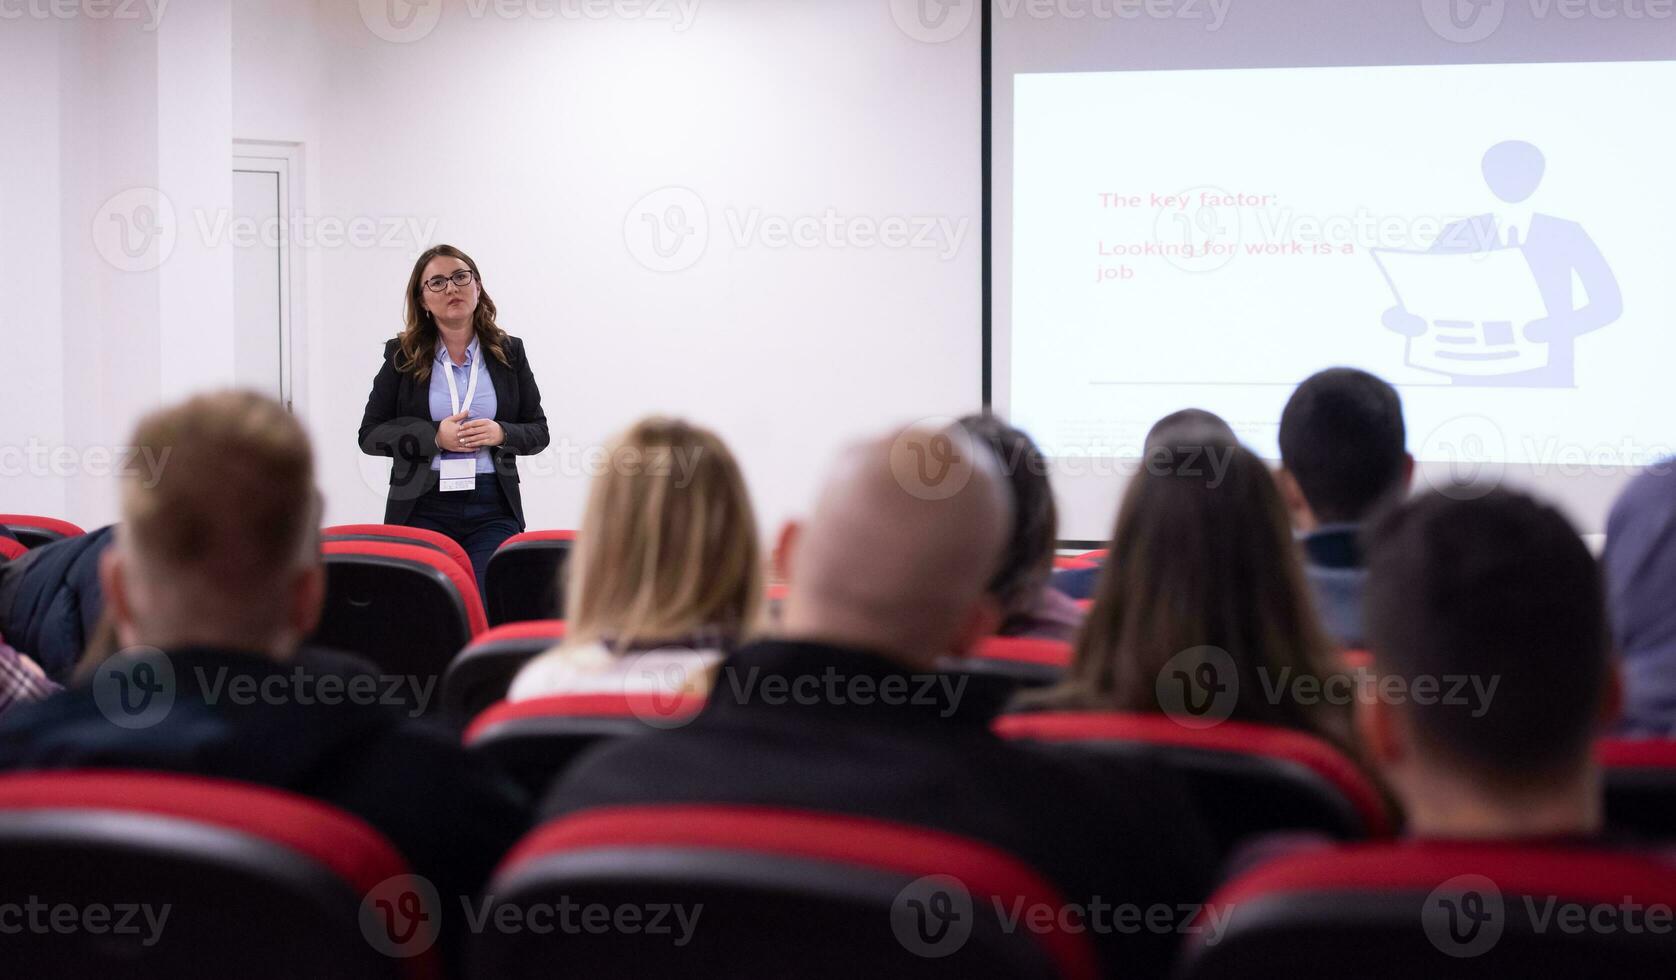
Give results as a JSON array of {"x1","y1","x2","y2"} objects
[{"x1": 0, "y1": 391, "x2": 528, "y2": 943}]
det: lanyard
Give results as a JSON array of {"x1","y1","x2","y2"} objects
[{"x1": 443, "y1": 344, "x2": 482, "y2": 417}]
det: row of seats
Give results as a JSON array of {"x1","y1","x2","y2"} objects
[
  {"x1": 6, "y1": 769, "x2": 1674, "y2": 978},
  {"x1": 1, "y1": 519, "x2": 1093, "y2": 712},
  {"x1": 461, "y1": 685, "x2": 1676, "y2": 844},
  {"x1": 0, "y1": 514, "x2": 576, "y2": 624}
]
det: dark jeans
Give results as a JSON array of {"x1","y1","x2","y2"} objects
[{"x1": 406, "y1": 474, "x2": 521, "y2": 598}]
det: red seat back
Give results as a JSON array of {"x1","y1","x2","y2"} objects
[
  {"x1": 441, "y1": 619, "x2": 568, "y2": 719},
  {"x1": 324, "y1": 523, "x2": 474, "y2": 584},
  {"x1": 484, "y1": 530, "x2": 576, "y2": 626},
  {"x1": 995, "y1": 711, "x2": 1391, "y2": 850},
  {"x1": 476, "y1": 804, "x2": 1100, "y2": 980},
  {"x1": 0, "y1": 513, "x2": 86, "y2": 550},
  {"x1": 465, "y1": 690, "x2": 704, "y2": 796},
  {"x1": 0, "y1": 770, "x2": 439, "y2": 979},
  {"x1": 1600, "y1": 738, "x2": 1676, "y2": 840},
  {"x1": 1052, "y1": 556, "x2": 1096, "y2": 571},
  {"x1": 940, "y1": 636, "x2": 1073, "y2": 699},
  {"x1": 1183, "y1": 841, "x2": 1676, "y2": 979},
  {"x1": 310, "y1": 540, "x2": 487, "y2": 715}
]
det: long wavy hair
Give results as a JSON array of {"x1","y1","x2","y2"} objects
[
  {"x1": 1021, "y1": 442, "x2": 1347, "y2": 743},
  {"x1": 395, "y1": 244, "x2": 511, "y2": 383}
]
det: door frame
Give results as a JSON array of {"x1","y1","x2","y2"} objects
[{"x1": 232, "y1": 140, "x2": 304, "y2": 412}]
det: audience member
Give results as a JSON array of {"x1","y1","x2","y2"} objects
[
  {"x1": 0, "y1": 633, "x2": 57, "y2": 717},
  {"x1": 1022, "y1": 441, "x2": 1350, "y2": 747},
  {"x1": 509, "y1": 418, "x2": 763, "y2": 701},
  {"x1": 1052, "y1": 408, "x2": 1237, "y2": 600},
  {"x1": 956, "y1": 413, "x2": 1081, "y2": 642},
  {"x1": 0, "y1": 391, "x2": 530, "y2": 948},
  {"x1": 1600, "y1": 466, "x2": 1676, "y2": 737},
  {"x1": 1361, "y1": 489, "x2": 1616, "y2": 838},
  {"x1": 543, "y1": 424, "x2": 1216, "y2": 978},
  {"x1": 0, "y1": 524, "x2": 114, "y2": 681},
  {"x1": 1276, "y1": 368, "x2": 1412, "y2": 648}
]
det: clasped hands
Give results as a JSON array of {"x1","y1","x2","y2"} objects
[{"x1": 437, "y1": 411, "x2": 504, "y2": 452}]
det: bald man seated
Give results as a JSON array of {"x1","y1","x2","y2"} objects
[{"x1": 543, "y1": 425, "x2": 1216, "y2": 979}]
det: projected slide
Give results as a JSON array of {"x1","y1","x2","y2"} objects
[{"x1": 1008, "y1": 60, "x2": 1673, "y2": 466}]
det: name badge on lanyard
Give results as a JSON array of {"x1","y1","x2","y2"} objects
[{"x1": 439, "y1": 350, "x2": 482, "y2": 493}]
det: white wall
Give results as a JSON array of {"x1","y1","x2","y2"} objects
[
  {"x1": 6, "y1": 1, "x2": 982, "y2": 537},
  {"x1": 2, "y1": 11, "x2": 238, "y2": 528},
  {"x1": 0, "y1": 18, "x2": 67, "y2": 520},
  {"x1": 232, "y1": 0, "x2": 983, "y2": 535}
]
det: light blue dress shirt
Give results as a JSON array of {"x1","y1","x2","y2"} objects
[{"x1": 429, "y1": 337, "x2": 497, "y2": 474}]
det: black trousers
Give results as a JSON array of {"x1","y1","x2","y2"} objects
[{"x1": 404, "y1": 474, "x2": 521, "y2": 597}]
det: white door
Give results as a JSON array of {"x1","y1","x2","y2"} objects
[{"x1": 231, "y1": 144, "x2": 299, "y2": 411}]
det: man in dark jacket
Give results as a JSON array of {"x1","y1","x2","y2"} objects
[
  {"x1": 0, "y1": 524, "x2": 114, "y2": 681},
  {"x1": 546, "y1": 426, "x2": 1217, "y2": 979},
  {"x1": 1276, "y1": 368, "x2": 1413, "y2": 649},
  {"x1": 0, "y1": 391, "x2": 529, "y2": 965}
]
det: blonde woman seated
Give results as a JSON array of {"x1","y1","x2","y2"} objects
[{"x1": 508, "y1": 418, "x2": 763, "y2": 701}]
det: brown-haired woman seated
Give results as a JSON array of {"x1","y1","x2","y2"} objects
[
  {"x1": 508, "y1": 418, "x2": 763, "y2": 701},
  {"x1": 1017, "y1": 441, "x2": 1351, "y2": 747}
]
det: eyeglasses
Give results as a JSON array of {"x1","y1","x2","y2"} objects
[{"x1": 422, "y1": 269, "x2": 477, "y2": 292}]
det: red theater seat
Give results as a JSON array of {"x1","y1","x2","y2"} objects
[
  {"x1": 994, "y1": 712, "x2": 1390, "y2": 855},
  {"x1": 0, "y1": 514, "x2": 86, "y2": 551},
  {"x1": 441, "y1": 619, "x2": 568, "y2": 719},
  {"x1": 1601, "y1": 738, "x2": 1676, "y2": 840},
  {"x1": 465, "y1": 690, "x2": 705, "y2": 796},
  {"x1": 484, "y1": 530, "x2": 576, "y2": 626},
  {"x1": 0, "y1": 537, "x2": 26, "y2": 562},
  {"x1": 323, "y1": 523, "x2": 475, "y2": 584},
  {"x1": 309, "y1": 540, "x2": 487, "y2": 716},
  {"x1": 1077, "y1": 549, "x2": 1108, "y2": 561},
  {"x1": 941, "y1": 636, "x2": 1073, "y2": 697},
  {"x1": 1052, "y1": 555, "x2": 1096, "y2": 571},
  {"x1": 472, "y1": 805, "x2": 1100, "y2": 980},
  {"x1": 1181, "y1": 841, "x2": 1676, "y2": 979},
  {"x1": 0, "y1": 770, "x2": 439, "y2": 979}
]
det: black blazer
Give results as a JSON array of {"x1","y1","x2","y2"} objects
[{"x1": 358, "y1": 334, "x2": 550, "y2": 528}]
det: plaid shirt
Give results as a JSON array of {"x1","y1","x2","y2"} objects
[{"x1": 0, "y1": 635, "x2": 59, "y2": 716}]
